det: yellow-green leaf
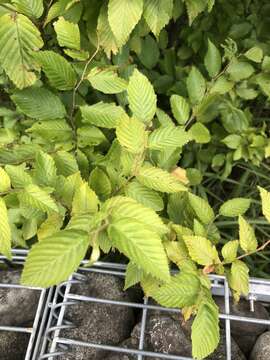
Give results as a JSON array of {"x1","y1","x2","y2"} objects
[
  {"x1": 72, "y1": 182, "x2": 99, "y2": 216},
  {"x1": 258, "y1": 186, "x2": 270, "y2": 223},
  {"x1": 188, "y1": 193, "x2": 215, "y2": 225},
  {"x1": 127, "y1": 69, "x2": 157, "y2": 124},
  {"x1": 183, "y1": 235, "x2": 219, "y2": 266},
  {"x1": 0, "y1": 13, "x2": 43, "y2": 89},
  {"x1": 109, "y1": 218, "x2": 170, "y2": 281},
  {"x1": 54, "y1": 16, "x2": 80, "y2": 50},
  {"x1": 137, "y1": 166, "x2": 187, "y2": 193},
  {"x1": 0, "y1": 198, "x2": 12, "y2": 259},
  {"x1": 108, "y1": 0, "x2": 143, "y2": 48},
  {"x1": 221, "y1": 240, "x2": 239, "y2": 263},
  {"x1": 21, "y1": 229, "x2": 89, "y2": 287},
  {"x1": 116, "y1": 117, "x2": 147, "y2": 154},
  {"x1": 239, "y1": 216, "x2": 258, "y2": 253},
  {"x1": 0, "y1": 167, "x2": 11, "y2": 192}
]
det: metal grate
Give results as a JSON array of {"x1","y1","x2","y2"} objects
[
  {"x1": 1, "y1": 250, "x2": 270, "y2": 359},
  {"x1": 40, "y1": 261, "x2": 270, "y2": 360},
  {"x1": 0, "y1": 249, "x2": 53, "y2": 360}
]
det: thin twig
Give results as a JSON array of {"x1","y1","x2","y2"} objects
[
  {"x1": 69, "y1": 37, "x2": 100, "y2": 127},
  {"x1": 42, "y1": 0, "x2": 54, "y2": 28},
  {"x1": 236, "y1": 239, "x2": 270, "y2": 261}
]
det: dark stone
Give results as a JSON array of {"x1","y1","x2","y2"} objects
[
  {"x1": 0, "y1": 270, "x2": 40, "y2": 326},
  {"x1": 0, "y1": 331, "x2": 29, "y2": 360},
  {"x1": 207, "y1": 330, "x2": 246, "y2": 360},
  {"x1": 105, "y1": 316, "x2": 246, "y2": 360},
  {"x1": 58, "y1": 272, "x2": 135, "y2": 360},
  {"x1": 214, "y1": 297, "x2": 270, "y2": 355},
  {"x1": 250, "y1": 332, "x2": 270, "y2": 360}
]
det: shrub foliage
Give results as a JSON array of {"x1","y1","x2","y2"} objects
[{"x1": 1, "y1": 0, "x2": 270, "y2": 358}]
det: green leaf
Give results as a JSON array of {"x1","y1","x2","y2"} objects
[
  {"x1": 44, "y1": 0, "x2": 77, "y2": 25},
  {"x1": 229, "y1": 260, "x2": 249, "y2": 298},
  {"x1": 97, "y1": 3, "x2": 118, "y2": 57},
  {"x1": 33, "y1": 50, "x2": 77, "y2": 90},
  {"x1": 219, "y1": 198, "x2": 251, "y2": 217},
  {"x1": 222, "y1": 134, "x2": 242, "y2": 149},
  {"x1": 54, "y1": 16, "x2": 80, "y2": 50},
  {"x1": 72, "y1": 182, "x2": 99, "y2": 216},
  {"x1": 37, "y1": 213, "x2": 64, "y2": 241},
  {"x1": 5, "y1": 164, "x2": 33, "y2": 188},
  {"x1": 77, "y1": 125, "x2": 106, "y2": 148},
  {"x1": 104, "y1": 196, "x2": 168, "y2": 236},
  {"x1": 239, "y1": 216, "x2": 257, "y2": 253},
  {"x1": 258, "y1": 186, "x2": 270, "y2": 223},
  {"x1": 227, "y1": 61, "x2": 255, "y2": 82},
  {"x1": 137, "y1": 166, "x2": 187, "y2": 193},
  {"x1": 34, "y1": 151, "x2": 57, "y2": 188},
  {"x1": 189, "y1": 122, "x2": 211, "y2": 144},
  {"x1": 54, "y1": 151, "x2": 79, "y2": 177},
  {"x1": 0, "y1": 13, "x2": 43, "y2": 89},
  {"x1": 0, "y1": 167, "x2": 11, "y2": 192},
  {"x1": 57, "y1": 172, "x2": 83, "y2": 208},
  {"x1": 125, "y1": 181, "x2": 164, "y2": 211},
  {"x1": 187, "y1": 66, "x2": 206, "y2": 104},
  {"x1": 183, "y1": 235, "x2": 219, "y2": 266},
  {"x1": 108, "y1": 217, "x2": 170, "y2": 281},
  {"x1": 148, "y1": 125, "x2": 190, "y2": 150},
  {"x1": 127, "y1": 69, "x2": 157, "y2": 124},
  {"x1": 80, "y1": 102, "x2": 127, "y2": 129},
  {"x1": 89, "y1": 168, "x2": 111, "y2": 200},
  {"x1": 21, "y1": 229, "x2": 89, "y2": 287},
  {"x1": 156, "y1": 108, "x2": 175, "y2": 127},
  {"x1": 204, "y1": 39, "x2": 222, "y2": 78},
  {"x1": 245, "y1": 47, "x2": 263, "y2": 63},
  {"x1": 116, "y1": 117, "x2": 147, "y2": 154},
  {"x1": 18, "y1": 184, "x2": 59, "y2": 214},
  {"x1": 185, "y1": 0, "x2": 208, "y2": 25},
  {"x1": 188, "y1": 193, "x2": 215, "y2": 225},
  {"x1": 170, "y1": 95, "x2": 190, "y2": 125},
  {"x1": 137, "y1": 35, "x2": 160, "y2": 70},
  {"x1": 124, "y1": 262, "x2": 144, "y2": 290},
  {"x1": 192, "y1": 294, "x2": 220, "y2": 360},
  {"x1": 87, "y1": 67, "x2": 127, "y2": 94},
  {"x1": 12, "y1": 0, "x2": 44, "y2": 18},
  {"x1": 0, "y1": 198, "x2": 12, "y2": 259},
  {"x1": 143, "y1": 272, "x2": 200, "y2": 308},
  {"x1": 12, "y1": 87, "x2": 66, "y2": 120},
  {"x1": 64, "y1": 48, "x2": 89, "y2": 61},
  {"x1": 210, "y1": 75, "x2": 234, "y2": 95},
  {"x1": 27, "y1": 119, "x2": 72, "y2": 142},
  {"x1": 108, "y1": 0, "x2": 143, "y2": 48},
  {"x1": 143, "y1": 0, "x2": 174, "y2": 37},
  {"x1": 222, "y1": 240, "x2": 239, "y2": 263}
]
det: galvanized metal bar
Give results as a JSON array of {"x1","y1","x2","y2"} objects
[
  {"x1": 25, "y1": 289, "x2": 47, "y2": 360},
  {"x1": 224, "y1": 279, "x2": 231, "y2": 360},
  {"x1": 55, "y1": 337, "x2": 194, "y2": 359},
  {"x1": 138, "y1": 297, "x2": 148, "y2": 360}
]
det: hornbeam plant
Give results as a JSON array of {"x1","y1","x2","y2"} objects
[{"x1": 1, "y1": 0, "x2": 270, "y2": 359}]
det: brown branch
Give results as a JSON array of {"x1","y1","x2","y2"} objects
[
  {"x1": 236, "y1": 239, "x2": 270, "y2": 261},
  {"x1": 69, "y1": 36, "x2": 100, "y2": 127}
]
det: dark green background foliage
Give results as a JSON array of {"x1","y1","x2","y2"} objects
[{"x1": 0, "y1": 0, "x2": 270, "y2": 358}]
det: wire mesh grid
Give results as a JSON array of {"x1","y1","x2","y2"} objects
[
  {"x1": 40, "y1": 261, "x2": 270, "y2": 360},
  {"x1": 0, "y1": 249, "x2": 53, "y2": 360}
]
